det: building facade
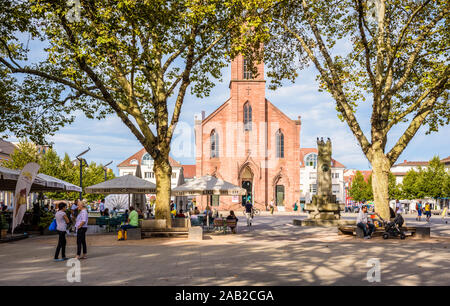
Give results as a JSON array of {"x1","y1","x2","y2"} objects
[
  {"x1": 117, "y1": 148, "x2": 185, "y2": 190},
  {"x1": 194, "y1": 56, "x2": 301, "y2": 211},
  {"x1": 391, "y1": 157, "x2": 450, "y2": 184},
  {"x1": 299, "y1": 148, "x2": 346, "y2": 204}
]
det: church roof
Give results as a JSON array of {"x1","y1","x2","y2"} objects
[
  {"x1": 299, "y1": 148, "x2": 345, "y2": 168},
  {"x1": 117, "y1": 148, "x2": 181, "y2": 168},
  {"x1": 182, "y1": 165, "x2": 196, "y2": 178}
]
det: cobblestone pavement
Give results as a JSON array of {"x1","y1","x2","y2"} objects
[{"x1": 0, "y1": 212, "x2": 449, "y2": 286}]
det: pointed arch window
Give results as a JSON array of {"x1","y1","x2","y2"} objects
[
  {"x1": 243, "y1": 58, "x2": 253, "y2": 79},
  {"x1": 210, "y1": 129, "x2": 219, "y2": 158},
  {"x1": 276, "y1": 129, "x2": 284, "y2": 158},
  {"x1": 244, "y1": 102, "x2": 252, "y2": 131}
]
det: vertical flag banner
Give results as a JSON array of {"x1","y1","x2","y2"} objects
[{"x1": 12, "y1": 162, "x2": 40, "y2": 233}]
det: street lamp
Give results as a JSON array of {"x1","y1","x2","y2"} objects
[
  {"x1": 103, "y1": 161, "x2": 113, "y2": 181},
  {"x1": 76, "y1": 147, "x2": 91, "y2": 200}
]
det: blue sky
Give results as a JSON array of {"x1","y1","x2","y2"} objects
[{"x1": 4, "y1": 38, "x2": 449, "y2": 176}]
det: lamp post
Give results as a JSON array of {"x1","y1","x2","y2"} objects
[
  {"x1": 103, "y1": 161, "x2": 113, "y2": 181},
  {"x1": 76, "y1": 147, "x2": 90, "y2": 200}
]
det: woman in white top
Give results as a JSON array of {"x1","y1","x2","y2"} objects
[{"x1": 54, "y1": 203, "x2": 70, "y2": 261}]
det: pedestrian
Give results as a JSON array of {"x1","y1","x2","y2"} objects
[
  {"x1": 269, "y1": 200, "x2": 274, "y2": 215},
  {"x1": 293, "y1": 201, "x2": 298, "y2": 212},
  {"x1": 416, "y1": 201, "x2": 423, "y2": 221},
  {"x1": 70, "y1": 201, "x2": 78, "y2": 232},
  {"x1": 424, "y1": 202, "x2": 432, "y2": 222},
  {"x1": 54, "y1": 203, "x2": 70, "y2": 262},
  {"x1": 441, "y1": 206, "x2": 448, "y2": 224},
  {"x1": 395, "y1": 200, "x2": 403, "y2": 215},
  {"x1": 244, "y1": 200, "x2": 253, "y2": 226},
  {"x1": 99, "y1": 199, "x2": 105, "y2": 216},
  {"x1": 75, "y1": 200, "x2": 88, "y2": 260}
]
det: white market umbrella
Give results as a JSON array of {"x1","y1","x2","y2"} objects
[
  {"x1": 85, "y1": 174, "x2": 156, "y2": 194},
  {"x1": 171, "y1": 175, "x2": 246, "y2": 196}
]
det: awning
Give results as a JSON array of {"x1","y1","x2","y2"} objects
[
  {"x1": 84, "y1": 174, "x2": 156, "y2": 194},
  {"x1": 171, "y1": 175, "x2": 247, "y2": 196},
  {"x1": 0, "y1": 166, "x2": 81, "y2": 192}
]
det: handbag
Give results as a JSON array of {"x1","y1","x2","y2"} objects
[{"x1": 48, "y1": 219, "x2": 57, "y2": 231}]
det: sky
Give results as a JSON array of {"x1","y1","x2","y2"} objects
[{"x1": 4, "y1": 35, "x2": 449, "y2": 176}]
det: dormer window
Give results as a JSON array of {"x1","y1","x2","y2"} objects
[
  {"x1": 142, "y1": 153, "x2": 152, "y2": 166},
  {"x1": 305, "y1": 153, "x2": 317, "y2": 168},
  {"x1": 130, "y1": 159, "x2": 138, "y2": 165}
]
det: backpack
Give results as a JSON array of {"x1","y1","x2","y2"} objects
[{"x1": 48, "y1": 219, "x2": 57, "y2": 231}]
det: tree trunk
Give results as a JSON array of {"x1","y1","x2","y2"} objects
[
  {"x1": 370, "y1": 150, "x2": 391, "y2": 221},
  {"x1": 153, "y1": 156, "x2": 172, "y2": 228}
]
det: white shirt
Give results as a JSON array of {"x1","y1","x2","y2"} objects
[
  {"x1": 357, "y1": 210, "x2": 368, "y2": 224},
  {"x1": 396, "y1": 202, "x2": 403, "y2": 214}
]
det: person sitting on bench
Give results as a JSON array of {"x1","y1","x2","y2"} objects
[
  {"x1": 226, "y1": 210, "x2": 238, "y2": 234},
  {"x1": 176, "y1": 209, "x2": 186, "y2": 218},
  {"x1": 118, "y1": 206, "x2": 139, "y2": 240},
  {"x1": 357, "y1": 205, "x2": 375, "y2": 239}
]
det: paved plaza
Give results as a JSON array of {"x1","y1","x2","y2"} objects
[{"x1": 0, "y1": 213, "x2": 449, "y2": 286}]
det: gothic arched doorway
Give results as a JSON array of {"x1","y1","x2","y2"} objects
[{"x1": 240, "y1": 166, "x2": 253, "y2": 205}]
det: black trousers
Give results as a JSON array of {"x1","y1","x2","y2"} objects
[
  {"x1": 54, "y1": 230, "x2": 66, "y2": 259},
  {"x1": 76, "y1": 227, "x2": 87, "y2": 256}
]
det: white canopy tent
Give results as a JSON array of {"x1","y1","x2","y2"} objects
[
  {"x1": 84, "y1": 174, "x2": 156, "y2": 194},
  {"x1": 0, "y1": 166, "x2": 81, "y2": 192},
  {"x1": 171, "y1": 175, "x2": 246, "y2": 196}
]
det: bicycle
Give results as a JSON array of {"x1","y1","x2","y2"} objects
[{"x1": 242, "y1": 208, "x2": 260, "y2": 216}]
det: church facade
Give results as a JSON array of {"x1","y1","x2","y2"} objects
[{"x1": 194, "y1": 56, "x2": 301, "y2": 211}]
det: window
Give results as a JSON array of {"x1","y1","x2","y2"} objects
[
  {"x1": 210, "y1": 130, "x2": 219, "y2": 158},
  {"x1": 332, "y1": 172, "x2": 340, "y2": 179},
  {"x1": 142, "y1": 153, "x2": 152, "y2": 166},
  {"x1": 305, "y1": 153, "x2": 317, "y2": 168},
  {"x1": 212, "y1": 195, "x2": 220, "y2": 206},
  {"x1": 309, "y1": 172, "x2": 317, "y2": 180},
  {"x1": 243, "y1": 58, "x2": 253, "y2": 79},
  {"x1": 276, "y1": 129, "x2": 284, "y2": 158},
  {"x1": 332, "y1": 184, "x2": 340, "y2": 194},
  {"x1": 309, "y1": 183, "x2": 317, "y2": 193},
  {"x1": 130, "y1": 159, "x2": 138, "y2": 165},
  {"x1": 244, "y1": 102, "x2": 252, "y2": 131},
  {"x1": 172, "y1": 172, "x2": 177, "y2": 179},
  {"x1": 145, "y1": 172, "x2": 154, "y2": 179}
]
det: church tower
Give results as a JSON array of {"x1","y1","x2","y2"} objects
[{"x1": 195, "y1": 55, "x2": 301, "y2": 211}]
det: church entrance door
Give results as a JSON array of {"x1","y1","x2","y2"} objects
[
  {"x1": 240, "y1": 166, "x2": 253, "y2": 205},
  {"x1": 242, "y1": 181, "x2": 252, "y2": 205},
  {"x1": 276, "y1": 185, "x2": 285, "y2": 206}
]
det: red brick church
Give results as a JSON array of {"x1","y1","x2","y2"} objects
[{"x1": 194, "y1": 56, "x2": 301, "y2": 211}]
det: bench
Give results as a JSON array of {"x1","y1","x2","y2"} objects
[
  {"x1": 213, "y1": 218, "x2": 237, "y2": 234},
  {"x1": 338, "y1": 225, "x2": 430, "y2": 239},
  {"x1": 140, "y1": 219, "x2": 189, "y2": 238},
  {"x1": 126, "y1": 227, "x2": 142, "y2": 240}
]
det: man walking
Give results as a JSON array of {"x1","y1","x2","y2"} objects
[
  {"x1": 245, "y1": 200, "x2": 253, "y2": 226},
  {"x1": 416, "y1": 201, "x2": 423, "y2": 221}
]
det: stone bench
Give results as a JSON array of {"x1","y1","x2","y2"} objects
[
  {"x1": 126, "y1": 227, "x2": 142, "y2": 240},
  {"x1": 140, "y1": 218, "x2": 190, "y2": 238},
  {"x1": 338, "y1": 225, "x2": 430, "y2": 239}
]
